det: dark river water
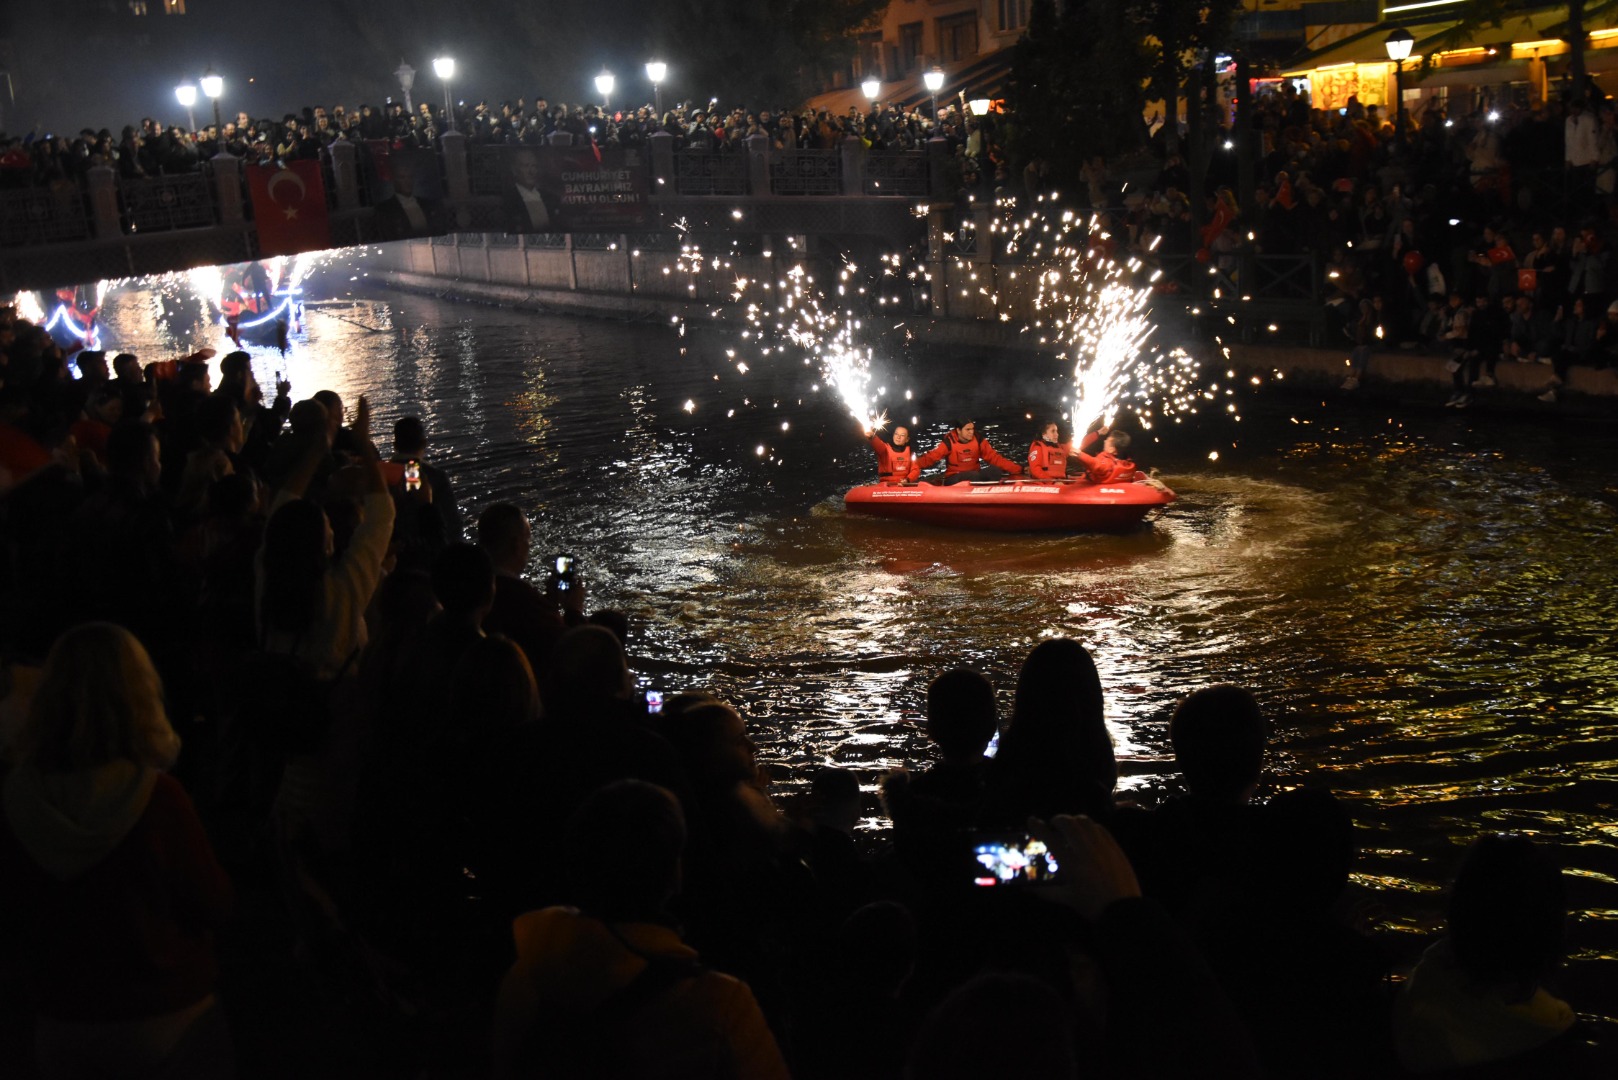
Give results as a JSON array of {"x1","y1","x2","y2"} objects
[{"x1": 95, "y1": 273, "x2": 1618, "y2": 1031}]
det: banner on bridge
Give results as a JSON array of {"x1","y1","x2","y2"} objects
[{"x1": 491, "y1": 145, "x2": 647, "y2": 233}]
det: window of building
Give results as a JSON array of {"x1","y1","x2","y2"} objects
[
  {"x1": 938, "y1": 12, "x2": 979, "y2": 62},
  {"x1": 857, "y1": 31, "x2": 883, "y2": 81},
  {"x1": 164, "y1": 0, "x2": 185, "y2": 13},
  {"x1": 899, "y1": 22, "x2": 924, "y2": 74},
  {"x1": 128, "y1": 0, "x2": 148, "y2": 13},
  {"x1": 999, "y1": 0, "x2": 1030, "y2": 33}
]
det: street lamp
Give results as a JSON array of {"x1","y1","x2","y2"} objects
[
  {"x1": 175, "y1": 83, "x2": 197, "y2": 131},
  {"x1": 395, "y1": 60, "x2": 416, "y2": 113},
  {"x1": 596, "y1": 69, "x2": 615, "y2": 114},
  {"x1": 645, "y1": 61, "x2": 666, "y2": 118},
  {"x1": 1384, "y1": 27, "x2": 1414, "y2": 151},
  {"x1": 433, "y1": 56, "x2": 455, "y2": 125},
  {"x1": 862, "y1": 77, "x2": 881, "y2": 113},
  {"x1": 968, "y1": 98, "x2": 991, "y2": 117},
  {"x1": 923, "y1": 67, "x2": 945, "y2": 125},
  {"x1": 199, "y1": 67, "x2": 223, "y2": 132}
]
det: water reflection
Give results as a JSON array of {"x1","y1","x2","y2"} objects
[{"x1": 94, "y1": 277, "x2": 1618, "y2": 1029}]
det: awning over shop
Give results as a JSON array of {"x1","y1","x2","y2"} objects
[{"x1": 1416, "y1": 58, "x2": 1530, "y2": 88}]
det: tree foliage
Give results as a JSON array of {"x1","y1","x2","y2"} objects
[{"x1": 1002, "y1": 0, "x2": 1152, "y2": 181}]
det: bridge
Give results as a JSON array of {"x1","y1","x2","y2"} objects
[
  {"x1": 0, "y1": 132, "x2": 939, "y2": 295},
  {"x1": 2, "y1": 129, "x2": 1330, "y2": 351}
]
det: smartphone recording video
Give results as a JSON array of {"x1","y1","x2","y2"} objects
[
  {"x1": 645, "y1": 690, "x2": 664, "y2": 715},
  {"x1": 549, "y1": 554, "x2": 578, "y2": 592},
  {"x1": 971, "y1": 834, "x2": 1059, "y2": 887},
  {"x1": 404, "y1": 460, "x2": 422, "y2": 492}
]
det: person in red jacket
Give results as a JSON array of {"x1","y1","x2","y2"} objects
[
  {"x1": 1026, "y1": 421, "x2": 1107, "y2": 480},
  {"x1": 862, "y1": 422, "x2": 919, "y2": 483},
  {"x1": 1075, "y1": 429, "x2": 1137, "y2": 483},
  {"x1": 915, "y1": 420, "x2": 1025, "y2": 485}
]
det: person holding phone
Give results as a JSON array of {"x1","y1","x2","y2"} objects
[
  {"x1": 389, "y1": 417, "x2": 465, "y2": 544},
  {"x1": 477, "y1": 502, "x2": 580, "y2": 681}
]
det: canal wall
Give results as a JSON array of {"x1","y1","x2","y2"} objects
[{"x1": 370, "y1": 241, "x2": 1618, "y2": 414}]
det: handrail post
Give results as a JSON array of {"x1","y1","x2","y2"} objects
[{"x1": 86, "y1": 166, "x2": 122, "y2": 239}]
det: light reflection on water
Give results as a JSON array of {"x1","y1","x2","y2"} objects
[{"x1": 98, "y1": 279, "x2": 1618, "y2": 1028}]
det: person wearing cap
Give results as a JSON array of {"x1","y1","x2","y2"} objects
[{"x1": 914, "y1": 420, "x2": 1023, "y2": 485}]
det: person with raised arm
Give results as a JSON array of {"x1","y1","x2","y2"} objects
[{"x1": 861, "y1": 421, "x2": 919, "y2": 483}]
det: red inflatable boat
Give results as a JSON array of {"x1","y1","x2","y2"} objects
[{"x1": 843, "y1": 475, "x2": 1176, "y2": 532}]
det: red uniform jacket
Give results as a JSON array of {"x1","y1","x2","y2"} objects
[
  {"x1": 1075, "y1": 449, "x2": 1138, "y2": 483},
  {"x1": 1027, "y1": 430, "x2": 1103, "y2": 480},
  {"x1": 867, "y1": 434, "x2": 919, "y2": 482},
  {"x1": 915, "y1": 433, "x2": 1023, "y2": 478}
]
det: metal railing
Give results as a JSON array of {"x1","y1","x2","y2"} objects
[
  {"x1": 862, "y1": 152, "x2": 928, "y2": 197},
  {"x1": 0, "y1": 187, "x2": 91, "y2": 246},
  {"x1": 674, "y1": 150, "x2": 749, "y2": 196},
  {"x1": 770, "y1": 149, "x2": 841, "y2": 196},
  {"x1": 122, "y1": 173, "x2": 217, "y2": 233}
]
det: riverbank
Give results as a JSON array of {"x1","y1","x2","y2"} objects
[{"x1": 372, "y1": 268, "x2": 1618, "y2": 415}]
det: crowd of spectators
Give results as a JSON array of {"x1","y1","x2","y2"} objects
[
  {"x1": 1089, "y1": 79, "x2": 1618, "y2": 404},
  {"x1": 0, "y1": 94, "x2": 989, "y2": 190},
  {"x1": 0, "y1": 292, "x2": 1606, "y2": 1077}
]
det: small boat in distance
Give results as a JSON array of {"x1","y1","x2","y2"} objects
[{"x1": 843, "y1": 475, "x2": 1176, "y2": 532}]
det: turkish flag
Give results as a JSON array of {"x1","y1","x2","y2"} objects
[{"x1": 247, "y1": 160, "x2": 331, "y2": 257}]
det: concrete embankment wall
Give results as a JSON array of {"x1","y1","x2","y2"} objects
[{"x1": 370, "y1": 240, "x2": 1618, "y2": 414}]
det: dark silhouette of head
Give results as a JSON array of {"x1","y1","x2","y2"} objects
[
  {"x1": 545, "y1": 624, "x2": 631, "y2": 719},
  {"x1": 564, "y1": 780, "x2": 686, "y2": 922},
  {"x1": 1448, "y1": 834, "x2": 1567, "y2": 987},
  {"x1": 1170, "y1": 684, "x2": 1267, "y2": 802},
  {"x1": 926, "y1": 667, "x2": 997, "y2": 762},
  {"x1": 1001, "y1": 638, "x2": 1115, "y2": 810},
  {"x1": 394, "y1": 415, "x2": 427, "y2": 457},
  {"x1": 431, "y1": 542, "x2": 496, "y2": 620}
]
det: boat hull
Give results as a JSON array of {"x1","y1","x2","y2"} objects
[{"x1": 843, "y1": 477, "x2": 1176, "y2": 532}]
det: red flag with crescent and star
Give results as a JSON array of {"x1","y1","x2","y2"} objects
[{"x1": 246, "y1": 160, "x2": 331, "y2": 257}]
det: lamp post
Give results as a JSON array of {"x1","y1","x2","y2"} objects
[
  {"x1": 395, "y1": 60, "x2": 416, "y2": 113},
  {"x1": 923, "y1": 67, "x2": 945, "y2": 125},
  {"x1": 968, "y1": 98, "x2": 990, "y2": 117},
  {"x1": 862, "y1": 77, "x2": 881, "y2": 115},
  {"x1": 432, "y1": 56, "x2": 455, "y2": 125},
  {"x1": 645, "y1": 61, "x2": 666, "y2": 119},
  {"x1": 199, "y1": 68, "x2": 223, "y2": 132},
  {"x1": 1384, "y1": 27, "x2": 1414, "y2": 152},
  {"x1": 175, "y1": 83, "x2": 197, "y2": 131},
  {"x1": 595, "y1": 69, "x2": 615, "y2": 115}
]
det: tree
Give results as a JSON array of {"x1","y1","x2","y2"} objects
[
  {"x1": 1002, "y1": 0, "x2": 1152, "y2": 186},
  {"x1": 1137, "y1": 0, "x2": 1244, "y2": 155},
  {"x1": 649, "y1": 0, "x2": 887, "y2": 107}
]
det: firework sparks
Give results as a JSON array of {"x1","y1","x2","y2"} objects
[{"x1": 735, "y1": 262, "x2": 886, "y2": 433}]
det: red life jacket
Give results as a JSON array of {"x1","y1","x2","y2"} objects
[
  {"x1": 1079, "y1": 451, "x2": 1137, "y2": 484},
  {"x1": 1026, "y1": 439, "x2": 1073, "y2": 480},
  {"x1": 868, "y1": 434, "x2": 917, "y2": 482},
  {"x1": 921, "y1": 433, "x2": 1020, "y2": 476}
]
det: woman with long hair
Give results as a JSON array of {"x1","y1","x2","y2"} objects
[
  {"x1": 982, "y1": 637, "x2": 1116, "y2": 825},
  {"x1": 0, "y1": 622, "x2": 235, "y2": 1078}
]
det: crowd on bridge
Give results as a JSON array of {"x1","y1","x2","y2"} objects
[
  {"x1": 0, "y1": 289, "x2": 1607, "y2": 1077},
  {"x1": 0, "y1": 93, "x2": 992, "y2": 189}
]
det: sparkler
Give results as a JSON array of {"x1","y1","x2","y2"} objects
[{"x1": 735, "y1": 262, "x2": 886, "y2": 434}]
